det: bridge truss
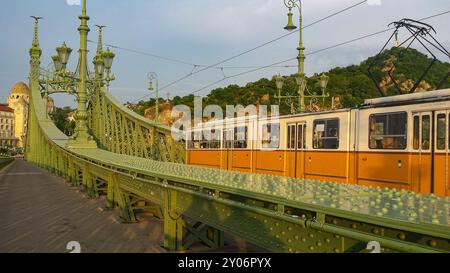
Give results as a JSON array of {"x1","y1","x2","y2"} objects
[{"x1": 24, "y1": 16, "x2": 449, "y2": 254}]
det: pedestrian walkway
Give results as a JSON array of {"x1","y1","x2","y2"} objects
[
  {"x1": 0, "y1": 159, "x2": 166, "y2": 253},
  {"x1": 0, "y1": 159, "x2": 260, "y2": 253}
]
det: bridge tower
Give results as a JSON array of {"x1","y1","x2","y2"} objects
[{"x1": 24, "y1": 16, "x2": 42, "y2": 162}]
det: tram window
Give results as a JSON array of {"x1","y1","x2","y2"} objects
[
  {"x1": 189, "y1": 131, "x2": 202, "y2": 149},
  {"x1": 261, "y1": 123, "x2": 280, "y2": 149},
  {"x1": 313, "y1": 119, "x2": 339, "y2": 149},
  {"x1": 298, "y1": 124, "x2": 306, "y2": 149},
  {"x1": 437, "y1": 114, "x2": 446, "y2": 150},
  {"x1": 421, "y1": 115, "x2": 431, "y2": 150},
  {"x1": 287, "y1": 125, "x2": 296, "y2": 150},
  {"x1": 369, "y1": 112, "x2": 407, "y2": 150},
  {"x1": 224, "y1": 130, "x2": 233, "y2": 149},
  {"x1": 413, "y1": 116, "x2": 419, "y2": 150},
  {"x1": 204, "y1": 129, "x2": 221, "y2": 149},
  {"x1": 234, "y1": 126, "x2": 248, "y2": 149},
  {"x1": 200, "y1": 132, "x2": 210, "y2": 149}
]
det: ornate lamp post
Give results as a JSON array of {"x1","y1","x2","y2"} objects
[
  {"x1": 278, "y1": 0, "x2": 330, "y2": 113},
  {"x1": 64, "y1": 0, "x2": 96, "y2": 148},
  {"x1": 34, "y1": 0, "x2": 116, "y2": 149},
  {"x1": 147, "y1": 72, "x2": 159, "y2": 122},
  {"x1": 93, "y1": 25, "x2": 106, "y2": 79},
  {"x1": 284, "y1": 0, "x2": 306, "y2": 113}
]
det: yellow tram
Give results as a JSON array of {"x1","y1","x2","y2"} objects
[{"x1": 186, "y1": 88, "x2": 450, "y2": 197}]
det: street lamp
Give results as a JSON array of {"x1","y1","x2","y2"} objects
[
  {"x1": 275, "y1": 74, "x2": 284, "y2": 106},
  {"x1": 319, "y1": 73, "x2": 330, "y2": 105},
  {"x1": 93, "y1": 55, "x2": 104, "y2": 76},
  {"x1": 56, "y1": 42, "x2": 72, "y2": 69},
  {"x1": 103, "y1": 48, "x2": 116, "y2": 88},
  {"x1": 148, "y1": 72, "x2": 159, "y2": 122},
  {"x1": 284, "y1": 8, "x2": 297, "y2": 31},
  {"x1": 103, "y1": 48, "x2": 115, "y2": 70},
  {"x1": 320, "y1": 74, "x2": 329, "y2": 91},
  {"x1": 52, "y1": 55, "x2": 62, "y2": 73},
  {"x1": 283, "y1": 0, "x2": 307, "y2": 113}
]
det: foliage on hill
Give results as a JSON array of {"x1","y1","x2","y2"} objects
[
  {"x1": 128, "y1": 47, "x2": 450, "y2": 117},
  {"x1": 49, "y1": 106, "x2": 76, "y2": 136}
]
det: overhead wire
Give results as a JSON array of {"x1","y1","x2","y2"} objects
[
  {"x1": 128, "y1": 0, "x2": 369, "y2": 103},
  {"x1": 127, "y1": 8, "x2": 450, "y2": 102},
  {"x1": 188, "y1": 10, "x2": 450, "y2": 96}
]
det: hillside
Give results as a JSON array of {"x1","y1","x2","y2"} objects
[{"x1": 128, "y1": 47, "x2": 450, "y2": 120}]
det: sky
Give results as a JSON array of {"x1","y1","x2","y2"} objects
[{"x1": 0, "y1": 0, "x2": 449, "y2": 108}]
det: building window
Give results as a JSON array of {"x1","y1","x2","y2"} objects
[
  {"x1": 436, "y1": 114, "x2": 446, "y2": 150},
  {"x1": 369, "y1": 112, "x2": 407, "y2": 150},
  {"x1": 261, "y1": 123, "x2": 280, "y2": 149},
  {"x1": 313, "y1": 118, "x2": 339, "y2": 149}
]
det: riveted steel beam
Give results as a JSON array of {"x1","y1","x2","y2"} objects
[{"x1": 25, "y1": 27, "x2": 449, "y2": 252}]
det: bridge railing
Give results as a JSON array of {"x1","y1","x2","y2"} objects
[
  {"x1": 24, "y1": 23, "x2": 449, "y2": 253},
  {"x1": 25, "y1": 76, "x2": 450, "y2": 253},
  {"x1": 88, "y1": 87, "x2": 185, "y2": 164}
]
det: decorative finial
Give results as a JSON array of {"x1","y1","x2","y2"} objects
[
  {"x1": 30, "y1": 16, "x2": 43, "y2": 48},
  {"x1": 82, "y1": 0, "x2": 87, "y2": 16},
  {"x1": 95, "y1": 25, "x2": 106, "y2": 55}
]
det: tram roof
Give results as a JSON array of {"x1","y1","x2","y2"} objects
[
  {"x1": 190, "y1": 89, "x2": 450, "y2": 130},
  {"x1": 363, "y1": 88, "x2": 450, "y2": 108}
]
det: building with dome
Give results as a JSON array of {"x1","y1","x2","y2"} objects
[
  {"x1": 7, "y1": 82, "x2": 30, "y2": 148},
  {"x1": 2, "y1": 82, "x2": 56, "y2": 148}
]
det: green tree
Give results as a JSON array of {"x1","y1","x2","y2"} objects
[{"x1": 49, "y1": 107, "x2": 76, "y2": 136}]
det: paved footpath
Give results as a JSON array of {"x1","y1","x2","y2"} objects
[
  {"x1": 0, "y1": 159, "x2": 259, "y2": 253},
  {"x1": 0, "y1": 159, "x2": 168, "y2": 253}
]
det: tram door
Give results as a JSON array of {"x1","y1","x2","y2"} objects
[
  {"x1": 433, "y1": 111, "x2": 449, "y2": 196},
  {"x1": 287, "y1": 122, "x2": 306, "y2": 178},
  {"x1": 412, "y1": 112, "x2": 433, "y2": 194},
  {"x1": 223, "y1": 129, "x2": 234, "y2": 170}
]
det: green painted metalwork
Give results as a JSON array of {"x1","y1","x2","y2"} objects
[
  {"x1": 24, "y1": 1, "x2": 449, "y2": 253},
  {"x1": 277, "y1": 0, "x2": 330, "y2": 113},
  {"x1": 83, "y1": 12, "x2": 184, "y2": 163},
  {"x1": 88, "y1": 87, "x2": 185, "y2": 163}
]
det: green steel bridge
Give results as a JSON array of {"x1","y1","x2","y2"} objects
[{"x1": 21, "y1": 1, "x2": 449, "y2": 253}]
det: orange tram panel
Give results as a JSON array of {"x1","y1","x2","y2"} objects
[{"x1": 186, "y1": 89, "x2": 450, "y2": 197}]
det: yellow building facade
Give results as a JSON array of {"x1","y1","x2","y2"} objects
[
  {"x1": 7, "y1": 82, "x2": 30, "y2": 148},
  {"x1": 5, "y1": 82, "x2": 56, "y2": 148}
]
